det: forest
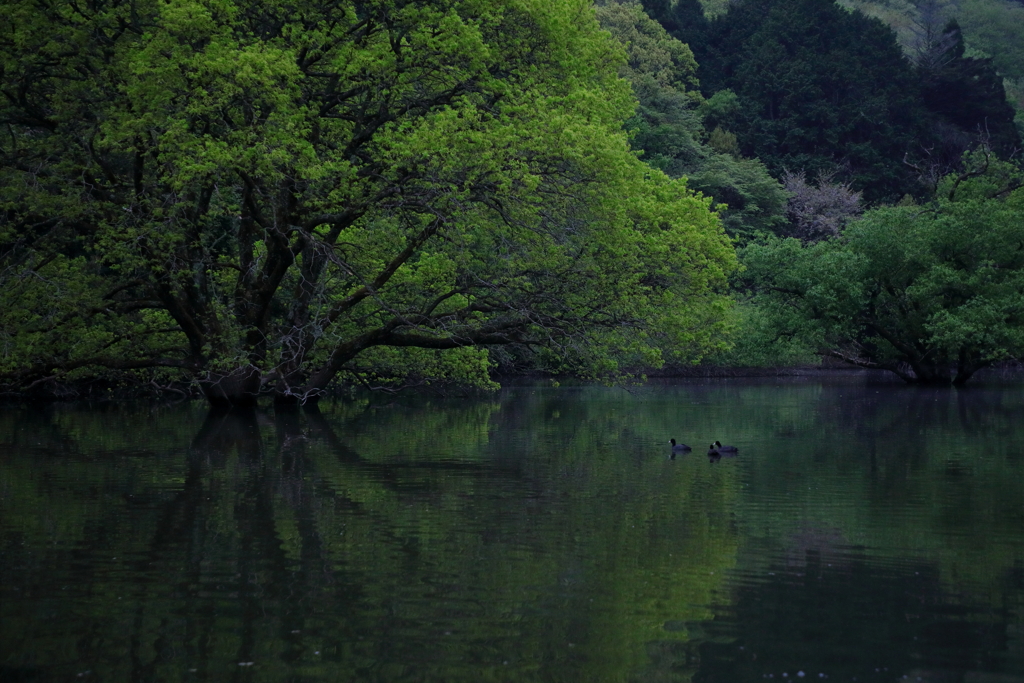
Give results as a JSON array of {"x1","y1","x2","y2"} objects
[{"x1": 1, "y1": 0, "x2": 1023, "y2": 404}]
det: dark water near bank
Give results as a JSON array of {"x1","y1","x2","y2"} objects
[{"x1": 2, "y1": 378, "x2": 1024, "y2": 683}]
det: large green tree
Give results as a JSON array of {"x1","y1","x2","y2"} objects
[
  {"x1": 0, "y1": 0, "x2": 736, "y2": 405},
  {"x1": 739, "y1": 153, "x2": 1024, "y2": 384}
]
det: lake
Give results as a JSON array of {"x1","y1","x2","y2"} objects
[{"x1": 2, "y1": 376, "x2": 1023, "y2": 682}]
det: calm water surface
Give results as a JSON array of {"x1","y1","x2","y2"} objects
[{"x1": 2, "y1": 377, "x2": 1023, "y2": 682}]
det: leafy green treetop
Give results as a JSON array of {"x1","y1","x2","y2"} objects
[
  {"x1": 0, "y1": 0, "x2": 736, "y2": 404},
  {"x1": 740, "y1": 151, "x2": 1024, "y2": 384}
]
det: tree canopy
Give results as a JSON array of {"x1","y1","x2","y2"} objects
[
  {"x1": 740, "y1": 153, "x2": 1024, "y2": 384},
  {"x1": 0, "y1": 0, "x2": 736, "y2": 404}
]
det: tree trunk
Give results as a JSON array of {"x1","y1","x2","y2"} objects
[
  {"x1": 909, "y1": 373, "x2": 954, "y2": 385},
  {"x1": 953, "y1": 350, "x2": 987, "y2": 386},
  {"x1": 905, "y1": 358, "x2": 952, "y2": 385},
  {"x1": 273, "y1": 374, "x2": 308, "y2": 406},
  {"x1": 201, "y1": 366, "x2": 262, "y2": 408}
]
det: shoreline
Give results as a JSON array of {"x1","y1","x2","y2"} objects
[{"x1": 4, "y1": 361, "x2": 1023, "y2": 405}]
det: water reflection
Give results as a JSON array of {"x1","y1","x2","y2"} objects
[{"x1": 0, "y1": 378, "x2": 1022, "y2": 682}]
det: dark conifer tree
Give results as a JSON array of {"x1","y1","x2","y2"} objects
[
  {"x1": 694, "y1": 0, "x2": 930, "y2": 202},
  {"x1": 640, "y1": 0, "x2": 678, "y2": 31},
  {"x1": 670, "y1": 0, "x2": 710, "y2": 53},
  {"x1": 919, "y1": 20, "x2": 1021, "y2": 158}
]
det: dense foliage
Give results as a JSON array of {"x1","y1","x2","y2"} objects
[
  {"x1": 740, "y1": 155, "x2": 1024, "y2": 384},
  {"x1": 628, "y1": 0, "x2": 1024, "y2": 382},
  {"x1": 3, "y1": 0, "x2": 1023, "y2": 397},
  {"x1": 595, "y1": 0, "x2": 789, "y2": 240},
  {"x1": 647, "y1": 0, "x2": 1021, "y2": 203},
  {"x1": 0, "y1": 0, "x2": 736, "y2": 404},
  {"x1": 917, "y1": 20, "x2": 1020, "y2": 160}
]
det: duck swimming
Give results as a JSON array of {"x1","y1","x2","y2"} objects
[
  {"x1": 670, "y1": 439, "x2": 692, "y2": 452},
  {"x1": 713, "y1": 440, "x2": 738, "y2": 453}
]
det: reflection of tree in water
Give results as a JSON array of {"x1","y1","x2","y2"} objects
[
  {"x1": 5, "y1": 383, "x2": 1020, "y2": 681},
  {"x1": 0, "y1": 398, "x2": 733, "y2": 681},
  {"x1": 815, "y1": 381, "x2": 1024, "y2": 447},
  {"x1": 39, "y1": 403, "x2": 602, "y2": 679},
  {"x1": 180, "y1": 405, "x2": 521, "y2": 679},
  {"x1": 164, "y1": 408, "x2": 331, "y2": 677}
]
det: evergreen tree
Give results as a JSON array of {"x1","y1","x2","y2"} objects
[
  {"x1": 639, "y1": 0, "x2": 710, "y2": 49},
  {"x1": 695, "y1": 0, "x2": 930, "y2": 202},
  {"x1": 919, "y1": 20, "x2": 1021, "y2": 158}
]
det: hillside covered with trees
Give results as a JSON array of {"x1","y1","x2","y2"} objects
[
  {"x1": 2, "y1": 0, "x2": 1023, "y2": 402},
  {"x1": 631, "y1": 0, "x2": 1024, "y2": 383}
]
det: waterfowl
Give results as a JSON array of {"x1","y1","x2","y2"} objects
[
  {"x1": 669, "y1": 439, "x2": 692, "y2": 452},
  {"x1": 707, "y1": 443, "x2": 720, "y2": 455},
  {"x1": 713, "y1": 440, "x2": 738, "y2": 453}
]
